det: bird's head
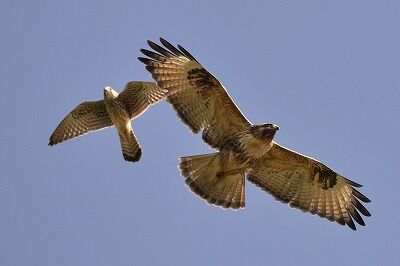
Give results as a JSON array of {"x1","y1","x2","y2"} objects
[
  {"x1": 104, "y1": 86, "x2": 119, "y2": 100},
  {"x1": 250, "y1": 123, "x2": 279, "y2": 140}
]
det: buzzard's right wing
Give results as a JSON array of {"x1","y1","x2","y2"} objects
[
  {"x1": 138, "y1": 38, "x2": 251, "y2": 150},
  {"x1": 49, "y1": 100, "x2": 113, "y2": 146}
]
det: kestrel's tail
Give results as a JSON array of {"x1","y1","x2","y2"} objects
[
  {"x1": 179, "y1": 153, "x2": 245, "y2": 209},
  {"x1": 119, "y1": 129, "x2": 142, "y2": 162}
]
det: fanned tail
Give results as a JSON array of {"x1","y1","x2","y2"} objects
[{"x1": 179, "y1": 153, "x2": 245, "y2": 209}]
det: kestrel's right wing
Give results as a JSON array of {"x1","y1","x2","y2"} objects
[
  {"x1": 138, "y1": 38, "x2": 251, "y2": 150},
  {"x1": 49, "y1": 100, "x2": 113, "y2": 146},
  {"x1": 118, "y1": 81, "x2": 167, "y2": 119}
]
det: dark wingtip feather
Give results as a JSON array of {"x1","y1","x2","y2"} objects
[
  {"x1": 159, "y1": 37, "x2": 169, "y2": 45},
  {"x1": 352, "y1": 187, "x2": 371, "y2": 203},
  {"x1": 177, "y1": 44, "x2": 199, "y2": 63},
  {"x1": 345, "y1": 177, "x2": 362, "y2": 187},
  {"x1": 137, "y1": 57, "x2": 154, "y2": 65},
  {"x1": 159, "y1": 38, "x2": 185, "y2": 57},
  {"x1": 352, "y1": 197, "x2": 371, "y2": 217},
  {"x1": 336, "y1": 216, "x2": 346, "y2": 226},
  {"x1": 48, "y1": 137, "x2": 59, "y2": 146},
  {"x1": 139, "y1": 48, "x2": 151, "y2": 56},
  {"x1": 146, "y1": 40, "x2": 165, "y2": 54},
  {"x1": 346, "y1": 218, "x2": 357, "y2": 231},
  {"x1": 349, "y1": 208, "x2": 365, "y2": 226},
  {"x1": 145, "y1": 66, "x2": 157, "y2": 73},
  {"x1": 147, "y1": 40, "x2": 174, "y2": 57},
  {"x1": 140, "y1": 48, "x2": 165, "y2": 61}
]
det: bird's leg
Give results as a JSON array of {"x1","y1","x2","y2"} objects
[
  {"x1": 216, "y1": 168, "x2": 245, "y2": 179},
  {"x1": 215, "y1": 150, "x2": 247, "y2": 178}
]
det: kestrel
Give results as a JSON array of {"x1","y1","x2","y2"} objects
[
  {"x1": 138, "y1": 38, "x2": 371, "y2": 230},
  {"x1": 49, "y1": 81, "x2": 166, "y2": 162}
]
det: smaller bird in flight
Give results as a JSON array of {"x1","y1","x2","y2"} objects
[{"x1": 49, "y1": 81, "x2": 166, "y2": 162}]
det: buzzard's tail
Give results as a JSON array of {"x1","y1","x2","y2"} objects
[
  {"x1": 119, "y1": 129, "x2": 142, "y2": 163},
  {"x1": 179, "y1": 153, "x2": 245, "y2": 209}
]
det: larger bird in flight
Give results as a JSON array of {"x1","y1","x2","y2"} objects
[
  {"x1": 138, "y1": 38, "x2": 371, "y2": 230},
  {"x1": 49, "y1": 81, "x2": 166, "y2": 162}
]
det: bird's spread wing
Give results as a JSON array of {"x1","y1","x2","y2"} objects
[
  {"x1": 247, "y1": 143, "x2": 371, "y2": 230},
  {"x1": 138, "y1": 38, "x2": 251, "y2": 149},
  {"x1": 118, "y1": 81, "x2": 167, "y2": 119},
  {"x1": 49, "y1": 100, "x2": 113, "y2": 146}
]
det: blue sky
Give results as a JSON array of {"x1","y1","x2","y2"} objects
[{"x1": 1, "y1": 1, "x2": 399, "y2": 265}]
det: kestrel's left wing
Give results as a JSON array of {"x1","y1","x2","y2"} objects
[
  {"x1": 247, "y1": 143, "x2": 371, "y2": 230},
  {"x1": 49, "y1": 100, "x2": 113, "y2": 146},
  {"x1": 117, "y1": 81, "x2": 167, "y2": 119}
]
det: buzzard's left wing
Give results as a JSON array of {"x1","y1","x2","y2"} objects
[
  {"x1": 118, "y1": 81, "x2": 166, "y2": 119},
  {"x1": 247, "y1": 143, "x2": 371, "y2": 230},
  {"x1": 138, "y1": 38, "x2": 251, "y2": 150}
]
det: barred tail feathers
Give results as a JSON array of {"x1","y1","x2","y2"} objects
[
  {"x1": 119, "y1": 129, "x2": 142, "y2": 163},
  {"x1": 179, "y1": 153, "x2": 245, "y2": 209}
]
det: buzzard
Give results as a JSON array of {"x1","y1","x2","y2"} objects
[
  {"x1": 49, "y1": 81, "x2": 166, "y2": 162},
  {"x1": 138, "y1": 38, "x2": 371, "y2": 230}
]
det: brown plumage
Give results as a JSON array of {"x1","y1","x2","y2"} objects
[
  {"x1": 49, "y1": 81, "x2": 166, "y2": 162},
  {"x1": 139, "y1": 38, "x2": 371, "y2": 230}
]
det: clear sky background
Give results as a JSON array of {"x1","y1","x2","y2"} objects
[{"x1": 1, "y1": 1, "x2": 399, "y2": 265}]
